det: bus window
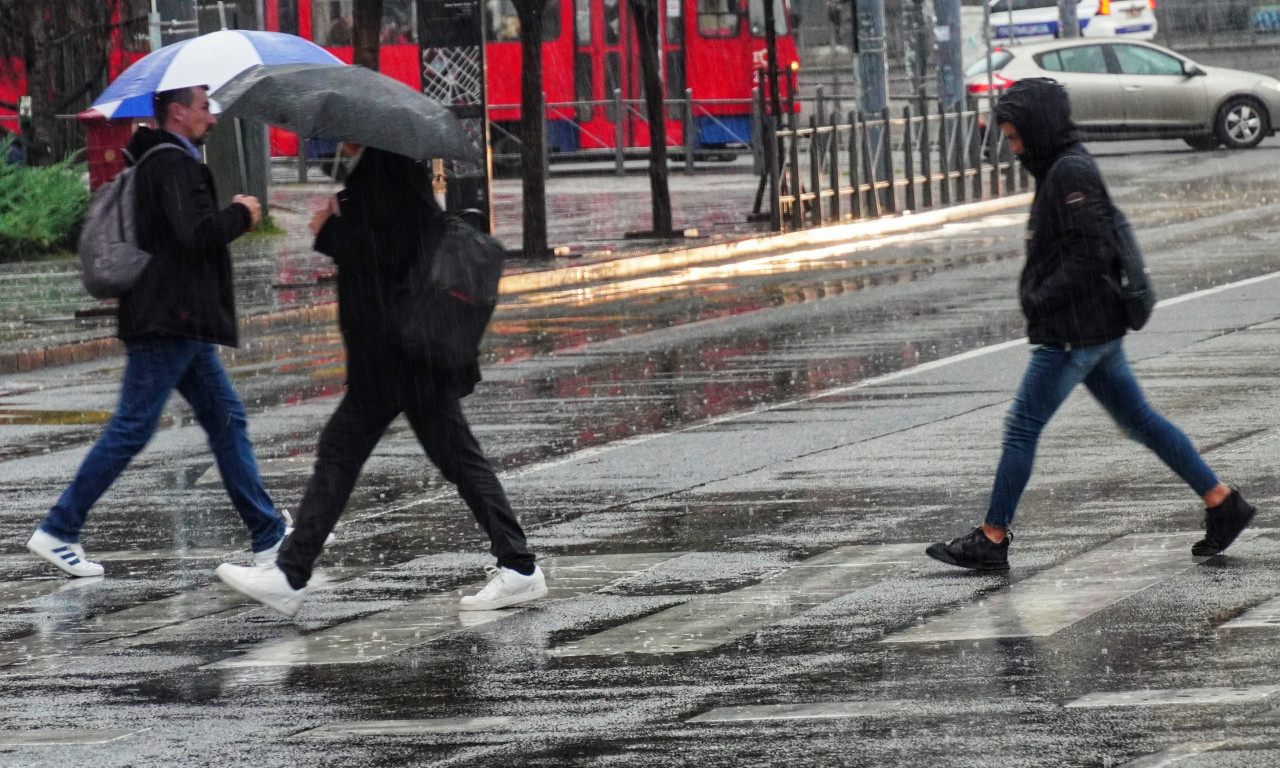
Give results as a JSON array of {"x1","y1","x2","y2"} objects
[
  {"x1": 575, "y1": 52, "x2": 593, "y2": 121},
  {"x1": 697, "y1": 0, "x2": 739, "y2": 38},
  {"x1": 604, "y1": 0, "x2": 622, "y2": 45},
  {"x1": 380, "y1": 0, "x2": 417, "y2": 44},
  {"x1": 666, "y1": 0, "x2": 683, "y2": 45},
  {"x1": 575, "y1": 0, "x2": 591, "y2": 44},
  {"x1": 747, "y1": 0, "x2": 786, "y2": 37},
  {"x1": 605, "y1": 51, "x2": 621, "y2": 120},
  {"x1": 314, "y1": 0, "x2": 353, "y2": 46},
  {"x1": 486, "y1": 0, "x2": 561, "y2": 42}
]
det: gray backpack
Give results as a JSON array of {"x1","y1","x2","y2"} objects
[{"x1": 77, "y1": 144, "x2": 183, "y2": 299}]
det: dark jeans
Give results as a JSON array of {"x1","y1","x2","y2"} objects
[
  {"x1": 985, "y1": 339, "x2": 1219, "y2": 530},
  {"x1": 277, "y1": 368, "x2": 534, "y2": 589},
  {"x1": 41, "y1": 338, "x2": 282, "y2": 551}
]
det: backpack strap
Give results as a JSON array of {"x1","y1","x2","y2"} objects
[{"x1": 121, "y1": 142, "x2": 187, "y2": 167}]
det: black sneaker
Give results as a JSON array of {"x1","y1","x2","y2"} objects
[
  {"x1": 1192, "y1": 489, "x2": 1255, "y2": 557},
  {"x1": 926, "y1": 527, "x2": 1011, "y2": 571}
]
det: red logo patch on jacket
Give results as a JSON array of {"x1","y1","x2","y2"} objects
[{"x1": 1065, "y1": 191, "x2": 1087, "y2": 210}]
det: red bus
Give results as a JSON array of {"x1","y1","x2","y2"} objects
[{"x1": 268, "y1": 0, "x2": 798, "y2": 157}]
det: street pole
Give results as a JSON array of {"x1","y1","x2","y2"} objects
[
  {"x1": 1058, "y1": 0, "x2": 1079, "y2": 37},
  {"x1": 934, "y1": 0, "x2": 963, "y2": 112},
  {"x1": 855, "y1": 0, "x2": 886, "y2": 116}
]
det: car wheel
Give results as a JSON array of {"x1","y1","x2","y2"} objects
[
  {"x1": 1214, "y1": 97, "x2": 1269, "y2": 149},
  {"x1": 1183, "y1": 136, "x2": 1220, "y2": 151}
]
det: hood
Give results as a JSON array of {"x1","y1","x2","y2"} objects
[
  {"x1": 993, "y1": 77, "x2": 1079, "y2": 179},
  {"x1": 342, "y1": 146, "x2": 441, "y2": 227},
  {"x1": 123, "y1": 126, "x2": 185, "y2": 166}
]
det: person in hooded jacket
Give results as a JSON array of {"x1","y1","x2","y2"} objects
[
  {"x1": 926, "y1": 78, "x2": 1255, "y2": 571},
  {"x1": 26, "y1": 85, "x2": 290, "y2": 577},
  {"x1": 215, "y1": 145, "x2": 545, "y2": 618}
]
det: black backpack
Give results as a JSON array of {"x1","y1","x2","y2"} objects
[{"x1": 393, "y1": 210, "x2": 506, "y2": 369}]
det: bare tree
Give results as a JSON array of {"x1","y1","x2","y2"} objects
[
  {"x1": 352, "y1": 0, "x2": 383, "y2": 70},
  {"x1": 513, "y1": 0, "x2": 550, "y2": 258},
  {"x1": 626, "y1": 0, "x2": 672, "y2": 234},
  {"x1": 0, "y1": 0, "x2": 134, "y2": 164}
]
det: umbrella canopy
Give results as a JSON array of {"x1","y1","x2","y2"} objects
[
  {"x1": 89, "y1": 30, "x2": 343, "y2": 119},
  {"x1": 211, "y1": 63, "x2": 477, "y2": 163}
]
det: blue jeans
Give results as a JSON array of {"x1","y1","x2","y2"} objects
[
  {"x1": 985, "y1": 339, "x2": 1218, "y2": 530},
  {"x1": 40, "y1": 338, "x2": 283, "y2": 552}
]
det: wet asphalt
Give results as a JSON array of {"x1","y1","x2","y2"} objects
[{"x1": 3, "y1": 141, "x2": 1280, "y2": 766}]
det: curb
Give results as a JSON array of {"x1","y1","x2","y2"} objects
[{"x1": 1, "y1": 194, "x2": 1032, "y2": 377}]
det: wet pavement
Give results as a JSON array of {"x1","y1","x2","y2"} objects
[{"x1": 3, "y1": 141, "x2": 1280, "y2": 766}]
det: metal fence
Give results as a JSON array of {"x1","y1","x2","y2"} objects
[{"x1": 762, "y1": 93, "x2": 1028, "y2": 232}]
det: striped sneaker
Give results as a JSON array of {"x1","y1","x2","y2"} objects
[{"x1": 27, "y1": 528, "x2": 105, "y2": 578}]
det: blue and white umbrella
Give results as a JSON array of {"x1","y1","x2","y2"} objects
[{"x1": 89, "y1": 29, "x2": 343, "y2": 119}]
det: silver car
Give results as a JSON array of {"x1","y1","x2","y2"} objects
[{"x1": 964, "y1": 38, "x2": 1280, "y2": 149}]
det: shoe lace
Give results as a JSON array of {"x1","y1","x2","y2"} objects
[{"x1": 473, "y1": 565, "x2": 506, "y2": 599}]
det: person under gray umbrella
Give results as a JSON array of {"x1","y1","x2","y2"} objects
[{"x1": 215, "y1": 145, "x2": 545, "y2": 618}]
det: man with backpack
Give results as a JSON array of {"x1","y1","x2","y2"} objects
[
  {"x1": 215, "y1": 145, "x2": 545, "y2": 618},
  {"x1": 26, "y1": 85, "x2": 290, "y2": 577},
  {"x1": 926, "y1": 78, "x2": 1256, "y2": 572}
]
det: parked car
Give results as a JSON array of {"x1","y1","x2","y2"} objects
[
  {"x1": 987, "y1": 0, "x2": 1157, "y2": 44},
  {"x1": 964, "y1": 38, "x2": 1280, "y2": 149}
]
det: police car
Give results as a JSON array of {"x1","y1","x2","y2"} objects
[{"x1": 988, "y1": 0, "x2": 1157, "y2": 44}]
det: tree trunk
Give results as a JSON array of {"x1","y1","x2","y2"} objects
[
  {"x1": 25, "y1": 3, "x2": 56, "y2": 166},
  {"x1": 515, "y1": 0, "x2": 549, "y2": 259},
  {"x1": 352, "y1": 0, "x2": 383, "y2": 70},
  {"x1": 628, "y1": 0, "x2": 672, "y2": 234}
]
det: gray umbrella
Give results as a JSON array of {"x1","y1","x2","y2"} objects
[{"x1": 210, "y1": 63, "x2": 477, "y2": 162}]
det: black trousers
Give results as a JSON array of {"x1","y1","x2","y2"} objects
[{"x1": 277, "y1": 367, "x2": 534, "y2": 589}]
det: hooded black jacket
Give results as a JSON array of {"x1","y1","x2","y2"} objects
[
  {"x1": 117, "y1": 127, "x2": 252, "y2": 347},
  {"x1": 313, "y1": 147, "x2": 481, "y2": 396},
  {"x1": 994, "y1": 78, "x2": 1129, "y2": 348}
]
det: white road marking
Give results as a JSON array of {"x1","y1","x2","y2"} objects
[
  {"x1": 551, "y1": 544, "x2": 923, "y2": 656},
  {"x1": 886, "y1": 531, "x2": 1269, "y2": 643}
]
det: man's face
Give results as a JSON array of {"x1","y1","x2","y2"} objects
[
  {"x1": 1000, "y1": 122, "x2": 1023, "y2": 156},
  {"x1": 168, "y1": 87, "x2": 217, "y2": 145}
]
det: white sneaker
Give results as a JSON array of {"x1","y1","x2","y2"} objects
[
  {"x1": 27, "y1": 529, "x2": 104, "y2": 578},
  {"x1": 250, "y1": 510, "x2": 334, "y2": 567},
  {"x1": 215, "y1": 563, "x2": 306, "y2": 617},
  {"x1": 459, "y1": 565, "x2": 547, "y2": 611}
]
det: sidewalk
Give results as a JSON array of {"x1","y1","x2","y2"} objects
[{"x1": 0, "y1": 168, "x2": 1031, "y2": 375}]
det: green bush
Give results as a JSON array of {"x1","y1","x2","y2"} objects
[{"x1": 0, "y1": 138, "x2": 90, "y2": 262}]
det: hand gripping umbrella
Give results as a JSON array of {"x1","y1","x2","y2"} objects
[
  {"x1": 88, "y1": 30, "x2": 343, "y2": 119},
  {"x1": 211, "y1": 63, "x2": 478, "y2": 163}
]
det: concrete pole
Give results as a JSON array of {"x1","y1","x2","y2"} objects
[
  {"x1": 1058, "y1": 0, "x2": 1079, "y2": 37},
  {"x1": 855, "y1": 0, "x2": 887, "y2": 115},
  {"x1": 934, "y1": 0, "x2": 963, "y2": 111}
]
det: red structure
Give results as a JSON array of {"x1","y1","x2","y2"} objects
[{"x1": 276, "y1": 0, "x2": 799, "y2": 156}]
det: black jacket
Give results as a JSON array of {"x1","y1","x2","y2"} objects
[
  {"x1": 313, "y1": 148, "x2": 481, "y2": 395},
  {"x1": 117, "y1": 127, "x2": 252, "y2": 346},
  {"x1": 995, "y1": 79, "x2": 1129, "y2": 348}
]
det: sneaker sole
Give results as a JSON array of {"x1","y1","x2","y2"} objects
[
  {"x1": 458, "y1": 584, "x2": 549, "y2": 611},
  {"x1": 925, "y1": 544, "x2": 1009, "y2": 572},
  {"x1": 27, "y1": 541, "x2": 104, "y2": 578}
]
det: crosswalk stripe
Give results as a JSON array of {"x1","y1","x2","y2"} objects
[
  {"x1": 687, "y1": 700, "x2": 916, "y2": 723},
  {"x1": 1118, "y1": 742, "x2": 1228, "y2": 767},
  {"x1": 206, "y1": 553, "x2": 678, "y2": 669},
  {"x1": 294, "y1": 718, "x2": 514, "y2": 739},
  {"x1": 550, "y1": 544, "x2": 923, "y2": 657},
  {"x1": 1066, "y1": 686, "x2": 1280, "y2": 709},
  {"x1": 885, "y1": 531, "x2": 1268, "y2": 644},
  {"x1": 1220, "y1": 596, "x2": 1280, "y2": 629},
  {"x1": 0, "y1": 578, "x2": 79, "y2": 608},
  {"x1": 0, "y1": 570, "x2": 358, "y2": 675},
  {"x1": 0, "y1": 728, "x2": 146, "y2": 746}
]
